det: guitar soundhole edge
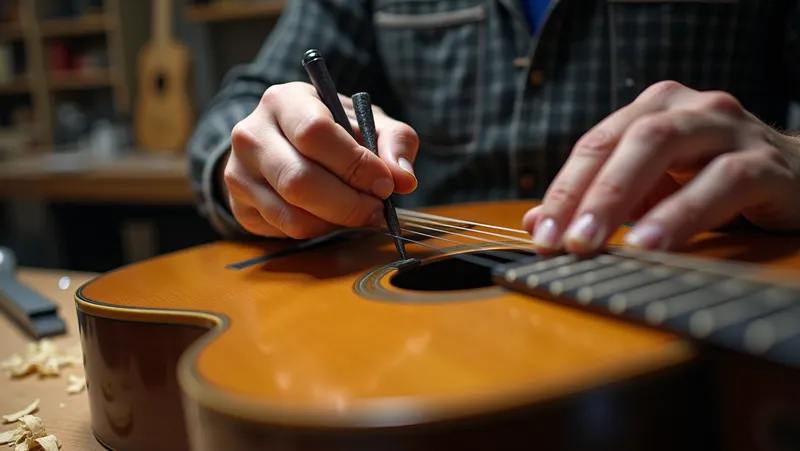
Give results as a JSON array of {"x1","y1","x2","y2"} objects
[{"x1": 389, "y1": 249, "x2": 530, "y2": 292}]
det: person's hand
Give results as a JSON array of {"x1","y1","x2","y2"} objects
[
  {"x1": 523, "y1": 80, "x2": 800, "y2": 254},
  {"x1": 221, "y1": 82, "x2": 419, "y2": 239}
]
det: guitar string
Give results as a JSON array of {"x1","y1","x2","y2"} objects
[
  {"x1": 386, "y1": 212, "x2": 793, "y2": 284},
  {"x1": 399, "y1": 221, "x2": 535, "y2": 252},
  {"x1": 396, "y1": 209, "x2": 531, "y2": 235},
  {"x1": 376, "y1": 229, "x2": 519, "y2": 269},
  {"x1": 399, "y1": 217, "x2": 534, "y2": 245}
]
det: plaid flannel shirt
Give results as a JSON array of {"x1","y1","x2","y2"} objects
[{"x1": 187, "y1": 0, "x2": 800, "y2": 238}]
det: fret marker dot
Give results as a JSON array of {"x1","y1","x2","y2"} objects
[
  {"x1": 645, "y1": 303, "x2": 667, "y2": 324},
  {"x1": 506, "y1": 270, "x2": 517, "y2": 282},
  {"x1": 526, "y1": 275, "x2": 540, "y2": 287},
  {"x1": 576, "y1": 288, "x2": 593, "y2": 304},
  {"x1": 597, "y1": 255, "x2": 616, "y2": 264},
  {"x1": 549, "y1": 281, "x2": 564, "y2": 295},
  {"x1": 608, "y1": 295, "x2": 627, "y2": 313},
  {"x1": 744, "y1": 321, "x2": 775, "y2": 354},
  {"x1": 688, "y1": 311, "x2": 714, "y2": 338},
  {"x1": 649, "y1": 267, "x2": 671, "y2": 277},
  {"x1": 682, "y1": 272, "x2": 707, "y2": 285}
]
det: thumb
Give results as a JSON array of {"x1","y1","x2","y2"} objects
[{"x1": 377, "y1": 121, "x2": 419, "y2": 194}]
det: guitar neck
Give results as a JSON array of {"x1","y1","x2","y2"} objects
[
  {"x1": 491, "y1": 247, "x2": 800, "y2": 370},
  {"x1": 152, "y1": 0, "x2": 173, "y2": 45}
]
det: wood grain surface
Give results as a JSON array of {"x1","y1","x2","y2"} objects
[{"x1": 0, "y1": 268, "x2": 104, "y2": 451}]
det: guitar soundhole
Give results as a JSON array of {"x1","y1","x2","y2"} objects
[{"x1": 390, "y1": 250, "x2": 530, "y2": 292}]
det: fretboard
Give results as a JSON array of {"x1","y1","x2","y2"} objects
[{"x1": 491, "y1": 248, "x2": 800, "y2": 369}]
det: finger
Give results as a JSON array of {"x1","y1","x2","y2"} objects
[
  {"x1": 342, "y1": 95, "x2": 419, "y2": 194},
  {"x1": 229, "y1": 200, "x2": 285, "y2": 238},
  {"x1": 225, "y1": 153, "x2": 342, "y2": 239},
  {"x1": 255, "y1": 132, "x2": 385, "y2": 229},
  {"x1": 623, "y1": 147, "x2": 778, "y2": 250},
  {"x1": 376, "y1": 118, "x2": 419, "y2": 194},
  {"x1": 626, "y1": 174, "x2": 682, "y2": 222},
  {"x1": 247, "y1": 182, "x2": 340, "y2": 240},
  {"x1": 521, "y1": 204, "x2": 542, "y2": 233},
  {"x1": 531, "y1": 81, "x2": 704, "y2": 252},
  {"x1": 562, "y1": 109, "x2": 738, "y2": 254},
  {"x1": 268, "y1": 82, "x2": 395, "y2": 199},
  {"x1": 231, "y1": 106, "x2": 385, "y2": 229},
  {"x1": 530, "y1": 101, "x2": 663, "y2": 251}
]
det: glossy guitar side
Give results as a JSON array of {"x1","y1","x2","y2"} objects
[{"x1": 74, "y1": 200, "x2": 800, "y2": 451}]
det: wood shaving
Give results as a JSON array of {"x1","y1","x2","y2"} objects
[
  {"x1": 0, "y1": 340, "x2": 81, "y2": 379},
  {"x1": 65, "y1": 375, "x2": 85, "y2": 395},
  {"x1": 0, "y1": 415, "x2": 60, "y2": 451},
  {"x1": 1, "y1": 400, "x2": 39, "y2": 424}
]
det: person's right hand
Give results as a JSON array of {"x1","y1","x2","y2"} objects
[{"x1": 221, "y1": 82, "x2": 419, "y2": 239}]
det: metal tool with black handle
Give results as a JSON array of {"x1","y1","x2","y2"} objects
[{"x1": 0, "y1": 247, "x2": 66, "y2": 338}]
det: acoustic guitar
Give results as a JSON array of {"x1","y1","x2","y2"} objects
[
  {"x1": 133, "y1": 0, "x2": 194, "y2": 153},
  {"x1": 74, "y1": 200, "x2": 800, "y2": 451}
]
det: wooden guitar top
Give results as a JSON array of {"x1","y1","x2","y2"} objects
[{"x1": 74, "y1": 200, "x2": 800, "y2": 431}]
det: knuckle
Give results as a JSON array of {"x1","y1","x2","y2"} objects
[
  {"x1": 274, "y1": 160, "x2": 312, "y2": 202},
  {"x1": 759, "y1": 145, "x2": 785, "y2": 164},
  {"x1": 591, "y1": 177, "x2": 628, "y2": 201},
  {"x1": 629, "y1": 114, "x2": 677, "y2": 145},
  {"x1": 391, "y1": 122, "x2": 420, "y2": 150},
  {"x1": 231, "y1": 204, "x2": 263, "y2": 235},
  {"x1": 338, "y1": 196, "x2": 378, "y2": 227},
  {"x1": 543, "y1": 186, "x2": 583, "y2": 212},
  {"x1": 276, "y1": 208, "x2": 312, "y2": 240},
  {"x1": 222, "y1": 164, "x2": 245, "y2": 195},
  {"x1": 339, "y1": 201, "x2": 367, "y2": 227},
  {"x1": 699, "y1": 91, "x2": 744, "y2": 116},
  {"x1": 342, "y1": 150, "x2": 371, "y2": 187},
  {"x1": 713, "y1": 153, "x2": 757, "y2": 185},
  {"x1": 573, "y1": 127, "x2": 615, "y2": 157},
  {"x1": 260, "y1": 84, "x2": 284, "y2": 107},
  {"x1": 293, "y1": 114, "x2": 336, "y2": 147},
  {"x1": 639, "y1": 80, "x2": 685, "y2": 103},
  {"x1": 230, "y1": 120, "x2": 258, "y2": 152},
  {"x1": 673, "y1": 197, "x2": 703, "y2": 224}
]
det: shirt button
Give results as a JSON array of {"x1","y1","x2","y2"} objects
[
  {"x1": 519, "y1": 173, "x2": 535, "y2": 191},
  {"x1": 530, "y1": 69, "x2": 544, "y2": 86}
]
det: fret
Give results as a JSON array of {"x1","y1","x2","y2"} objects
[
  {"x1": 548, "y1": 258, "x2": 645, "y2": 296},
  {"x1": 502, "y1": 254, "x2": 575, "y2": 283},
  {"x1": 574, "y1": 265, "x2": 679, "y2": 305},
  {"x1": 607, "y1": 271, "x2": 718, "y2": 314},
  {"x1": 643, "y1": 278, "x2": 761, "y2": 326},
  {"x1": 687, "y1": 286, "x2": 797, "y2": 339},
  {"x1": 491, "y1": 250, "x2": 800, "y2": 370},
  {"x1": 525, "y1": 254, "x2": 619, "y2": 288}
]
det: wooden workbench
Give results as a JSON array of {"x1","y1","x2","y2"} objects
[
  {"x1": 0, "y1": 268, "x2": 105, "y2": 450},
  {"x1": 0, "y1": 152, "x2": 195, "y2": 205}
]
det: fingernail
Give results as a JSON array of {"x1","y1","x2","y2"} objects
[
  {"x1": 565, "y1": 213, "x2": 604, "y2": 249},
  {"x1": 398, "y1": 157, "x2": 415, "y2": 176},
  {"x1": 532, "y1": 218, "x2": 561, "y2": 249},
  {"x1": 624, "y1": 223, "x2": 664, "y2": 249},
  {"x1": 372, "y1": 178, "x2": 394, "y2": 199}
]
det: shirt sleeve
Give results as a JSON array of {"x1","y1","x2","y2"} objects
[{"x1": 186, "y1": 0, "x2": 385, "y2": 238}]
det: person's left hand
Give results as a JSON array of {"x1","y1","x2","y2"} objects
[{"x1": 522, "y1": 80, "x2": 800, "y2": 255}]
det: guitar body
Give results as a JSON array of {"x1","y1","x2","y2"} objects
[
  {"x1": 74, "y1": 200, "x2": 800, "y2": 451},
  {"x1": 133, "y1": 38, "x2": 193, "y2": 152}
]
